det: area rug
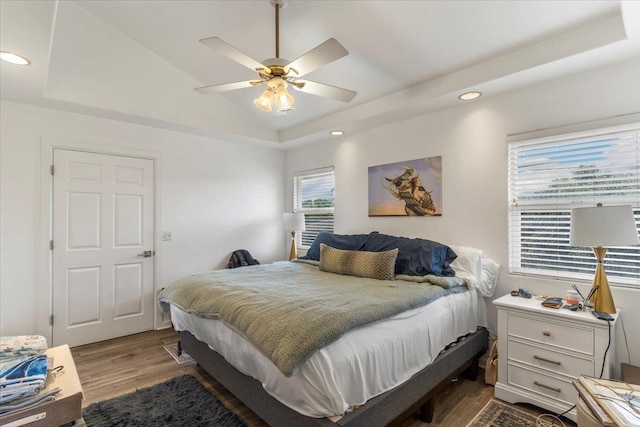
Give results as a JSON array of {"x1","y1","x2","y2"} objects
[
  {"x1": 466, "y1": 399, "x2": 538, "y2": 427},
  {"x1": 163, "y1": 342, "x2": 194, "y2": 364},
  {"x1": 83, "y1": 375, "x2": 246, "y2": 427}
]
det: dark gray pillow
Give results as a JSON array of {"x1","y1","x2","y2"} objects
[
  {"x1": 363, "y1": 232, "x2": 457, "y2": 277},
  {"x1": 300, "y1": 232, "x2": 369, "y2": 261}
]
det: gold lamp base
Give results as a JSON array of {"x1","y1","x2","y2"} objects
[
  {"x1": 589, "y1": 246, "x2": 616, "y2": 314},
  {"x1": 288, "y1": 231, "x2": 297, "y2": 261}
]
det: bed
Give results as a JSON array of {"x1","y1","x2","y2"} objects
[{"x1": 159, "y1": 232, "x2": 499, "y2": 426}]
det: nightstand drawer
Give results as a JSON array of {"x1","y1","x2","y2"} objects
[
  {"x1": 508, "y1": 340, "x2": 594, "y2": 378},
  {"x1": 508, "y1": 363, "x2": 576, "y2": 405},
  {"x1": 508, "y1": 313, "x2": 594, "y2": 355}
]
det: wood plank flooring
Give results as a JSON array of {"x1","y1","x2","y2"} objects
[{"x1": 71, "y1": 329, "x2": 576, "y2": 426}]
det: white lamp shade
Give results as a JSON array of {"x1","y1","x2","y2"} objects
[
  {"x1": 254, "y1": 89, "x2": 273, "y2": 112},
  {"x1": 570, "y1": 205, "x2": 639, "y2": 247},
  {"x1": 274, "y1": 85, "x2": 294, "y2": 111},
  {"x1": 283, "y1": 213, "x2": 306, "y2": 232}
]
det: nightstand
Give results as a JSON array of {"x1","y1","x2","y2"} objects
[{"x1": 493, "y1": 294, "x2": 618, "y2": 422}]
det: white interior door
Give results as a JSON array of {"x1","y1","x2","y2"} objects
[{"x1": 52, "y1": 149, "x2": 154, "y2": 347}]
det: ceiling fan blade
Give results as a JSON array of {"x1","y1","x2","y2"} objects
[
  {"x1": 290, "y1": 79, "x2": 357, "y2": 103},
  {"x1": 195, "y1": 80, "x2": 264, "y2": 95},
  {"x1": 199, "y1": 37, "x2": 271, "y2": 74},
  {"x1": 285, "y1": 38, "x2": 348, "y2": 77}
]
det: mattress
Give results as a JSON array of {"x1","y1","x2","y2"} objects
[{"x1": 169, "y1": 287, "x2": 486, "y2": 418}]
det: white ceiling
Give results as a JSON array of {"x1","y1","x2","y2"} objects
[{"x1": 1, "y1": 1, "x2": 640, "y2": 147}]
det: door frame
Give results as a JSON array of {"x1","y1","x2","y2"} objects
[{"x1": 39, "y1": 138, "x2": 168, "y2": 346}]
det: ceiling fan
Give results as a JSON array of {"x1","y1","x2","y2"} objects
[{"x1": 194, "y1": 0, "x2": 357, "y2": 113}]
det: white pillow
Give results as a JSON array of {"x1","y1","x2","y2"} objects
[
  {"x1": 448, "y1": 244, "x2": 484, "y2": 290},
  {"x1": 480, "y1": 258, "x2": 500, "y2": 297}
]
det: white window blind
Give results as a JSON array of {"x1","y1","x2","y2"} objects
[
  {"x1": 508, "y1": 124, "x2": 640, "y2": 286},
  {"x1": 294, "y1": 167, "x2": 335, "y2": 247}
]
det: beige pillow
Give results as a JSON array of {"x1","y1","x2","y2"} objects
[{"x1": 319, "y1": 243, "x2": 398, "y2": 280}]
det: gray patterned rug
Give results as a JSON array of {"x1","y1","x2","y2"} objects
[
  {"x1": 83, "y1": 375, "x2": 246, "y2": 427},
  {"x1": 466, "y1": 399, "x2": 538, "y2": 427}
]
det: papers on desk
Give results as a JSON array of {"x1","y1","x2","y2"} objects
[
  {"x1": 575, "y1": 376, "x2": 640, "y2": 427},
  {"x1": 0, "y1": 354, "x2": 48, "y2": 405},
  {"x1": 0, "y1": 354, "x2": 55, "y2": 416}
]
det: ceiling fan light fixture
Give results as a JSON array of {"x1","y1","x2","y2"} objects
[
  {"x1": 254, "y1": 89, "x2": 274, "y2": 112},
  {"x1": 274, "y1": 84, "x2": 295, "y2": 111}
]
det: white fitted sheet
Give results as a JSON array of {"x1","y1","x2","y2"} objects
[{"x1": 169, "y1": 288, "x2": 486, "y2": 418}]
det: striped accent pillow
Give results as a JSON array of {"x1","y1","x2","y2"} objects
[{"x1": 319, "y1": 244, "x2": 398, "y2": 280}]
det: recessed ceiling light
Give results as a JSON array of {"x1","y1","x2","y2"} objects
[
  {"x1": 0, "y1": 51, "x2": 31, "y2": 66},
  {"x1": 458, "y1": 91, "x2": 482, "y2": 101},
  {"x1": 330, "y1": 130, "x2": 344, "y2": 136}
]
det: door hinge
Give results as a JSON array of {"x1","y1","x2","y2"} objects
[
  {"x1": 49, "y1": 314, "x2": 54, "y2": 326},
  {"x1": 49, "y1": 240, "x2": 54, "y2": 250},
  {"x1": 50, "y1": 165, "x2": 55, "y2": 175}
]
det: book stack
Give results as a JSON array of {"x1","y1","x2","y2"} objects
[{"x1": 574, "y1": 376, "x2": 640, "y2": 427}]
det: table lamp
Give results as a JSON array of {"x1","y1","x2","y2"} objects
[
  {"x1": 283, "y1": 213, "x2": 305, "y2": 261},
  {"x1": 570, "y1": 204, "x2": 639, "y2": 313}
]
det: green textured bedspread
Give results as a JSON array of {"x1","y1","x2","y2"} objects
[{"x1": 158, "y1": 261, "x2": 467, "y2": 376}]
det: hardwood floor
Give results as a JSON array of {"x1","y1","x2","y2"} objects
[{"x1": 71, "y1": 329, "x2": 576, "y2": 426}]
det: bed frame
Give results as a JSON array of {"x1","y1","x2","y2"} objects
[{"x1": 181, "y1": 327, "x2": 488, "y2": 426}]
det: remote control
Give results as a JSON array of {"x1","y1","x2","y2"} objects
[{"x1": 592, "y1": 311, "x2": 614, "y2": 321}]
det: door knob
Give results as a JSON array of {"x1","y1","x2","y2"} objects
[{"x1": 137, "y1": 250, "x2": 154, "y2": 258}]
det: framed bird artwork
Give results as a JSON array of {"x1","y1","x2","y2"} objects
[{"x1": 368, "y1": 156, "x2": 442, "y2": 217}]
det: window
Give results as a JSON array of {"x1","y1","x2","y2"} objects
[
  {"x1": 294, "y1": 167, "x2": 335, "y2": 248},
  {"x1": 508, "y1": 124, "x2": 639, "y2": 286}
]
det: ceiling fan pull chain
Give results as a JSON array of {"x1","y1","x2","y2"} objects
[{"x1": 275, "y1": 1, "x2": 280, "y2": 59}]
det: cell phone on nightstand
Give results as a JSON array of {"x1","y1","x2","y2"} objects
[{"x1": 592, "y1": 311, "x2": 614, "y2": 321}]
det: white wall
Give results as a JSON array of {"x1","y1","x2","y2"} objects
[
  {"x1": 285, "y1": 57, "x2": 640, "y2": 369},
  {"x1": 0, "y1": 101, "x2": 285, "y2": 341}
]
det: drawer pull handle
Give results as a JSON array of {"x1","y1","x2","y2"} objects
[
  {"x1": 542, "y1": 331, "x2": 551, "y2": 337},
  {"x1": 534, "y1": 355, "x2": 561, "y2": 365},
  {"x1": 534, "y1": 381, "x2": 561, "y2": 393}
]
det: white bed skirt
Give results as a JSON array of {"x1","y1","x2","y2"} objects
[{"x1": 170, "y1": 288, "x2": 486, "y2": 418}]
